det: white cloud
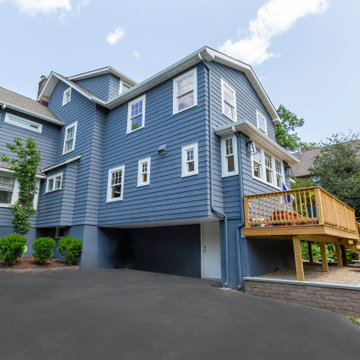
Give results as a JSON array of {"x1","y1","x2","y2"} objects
[
  {"x1": 106, "y1": 26, "x2": 126, "y2": 45},
  {"x1": 134, "y1": 50, "x2": 140, "y2": 59},
  {"x1": 219, "y1": 0, "x2": 329, "y2": 65},
  {"x1": 1, "y1": 0, "x2": 89, "y2": 16}
]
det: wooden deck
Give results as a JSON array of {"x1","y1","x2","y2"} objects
[{"x1": 243, "y1": 186, "x2": 360, "y2": 281}]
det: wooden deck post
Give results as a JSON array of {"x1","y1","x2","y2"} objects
[
  {"x1": 335, "y1": 243, "x2": 343, "y2": 266},
  {"x1": 341, "y1": 245, "x2": 348, "y2": 267},
  {"x1": 320, "y1": 242, "x2": 329, "y2": 272},
  {"x1": 293, "y1": 237, "x2": 305, "y2": 281},
  {"x1": 307, "y1": 241, "x2": 314, "y2": 263}
]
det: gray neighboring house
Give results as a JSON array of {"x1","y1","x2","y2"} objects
[{"x1": 292, "y1": 140, "x2": 360, "y2": 180}]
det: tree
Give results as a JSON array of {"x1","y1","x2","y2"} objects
[
  {"x1": 1, "y1": 137, "x2": 41, "y2": 235},
  {"x1": 275, "y1": 105, "x2": 316, "y2": 152},
  {"x1": 309, "y1": 133, "x2": 360, "y2": 217}
]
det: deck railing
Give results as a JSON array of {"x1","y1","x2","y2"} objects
[{"x1": 244, "y1": 186, "x2": 358, "y2": 234}]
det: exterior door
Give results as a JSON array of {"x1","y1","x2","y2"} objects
[{"x1": 201, "y1": 222, "x2": 221, "y2": 279}]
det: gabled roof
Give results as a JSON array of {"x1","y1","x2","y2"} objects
[
  {"x1": 38, "y1": 47, "x2": 280, "y2": 124},
  {"x1": 292, "y1": 140, "x2": 360, "y2": 178},
  {"x1": 68, "y1": 66, "x2": 137, "y2": 86},
  {"x1": 0, "y1": 87, "x2": 62, "y2": 126}
]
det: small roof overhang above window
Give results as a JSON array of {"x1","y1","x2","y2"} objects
[{"x1": 215, "y1": 120, "x2": 299, "y2": 165}]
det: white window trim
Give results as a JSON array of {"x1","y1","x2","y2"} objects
[
  {"x1": 119, "y1": 80, "x2": 130, "y2": 95},
  {"x1": 62, "y1": 87, "x2": 72, "y2": 106},
  {"x1": 181, "y1": 143, "x2": 199, "y2": 178},
  {"x1": 256, "y1": 110, "x2": 268, "y2": 135},
  {"x1": 221, "y1": 79, "x2": 237, "y2": 122},
  {"x1": 221, "y1": 135, "x2": 239, "y2": 177},
  {"x1": 45, "y1": 172, "x2": 63, "y2": 194},
  {"x1": 127, "y1": 95, "x2": 146, "y2": 134},
  {"x1": 62, "y1": 121, "x2": 78, "y2": 155},
  {"x1": 251, "y1": 143, "x2": 284, "y2": 190},
  {"x1": 137, "y1": 157, "x2": 151, "y2": 187},
  {"x1": 4, "y1": 113, "x2": 43, "y2": 133},
  {"x1": 0, "y1": 174, "x2": 18, "y2": 208},
  {"x1": 106, "y1": 165, "x2": 125, "y2": 203},
  {"x1": 173, "y1": 68, "x2": 198, "y2": 115}
]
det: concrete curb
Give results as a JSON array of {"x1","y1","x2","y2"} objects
[{"x1": 0, "y1": 266, "x2": 79, "y2": 274}]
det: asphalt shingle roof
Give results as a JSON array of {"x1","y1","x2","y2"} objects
[
  {"x1": 0, "y1": 87, "x2": 60, "y2": 124},
  {"x1": 292, "y1": 140, "x2": 360, "y2": 178}
]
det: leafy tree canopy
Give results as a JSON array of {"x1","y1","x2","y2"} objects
[
  {"x1": 1, "y1": 137, "x2": 41, "y2": 235},
  {"x1": 275, "y1": 105, "x2": 316, "y2": 152},
  {"x1": 309, "y1": 132, "x2": 360, "y2": 217}
]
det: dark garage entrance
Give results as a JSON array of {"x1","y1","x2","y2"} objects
[{"x1": 103, "y1": 224, "x2": 201, "y2": 278}]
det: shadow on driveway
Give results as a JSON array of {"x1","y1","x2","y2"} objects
[{"x1": 0, "y1": 269, "x2": 359, "y2": 360}]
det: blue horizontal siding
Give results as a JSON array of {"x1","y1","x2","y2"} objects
[
  {"x1": 98, "y1": 64, "x2": 211, "y2": 226},
  {"x1": 76, "y1": 74, "x2": 120, "y2": 101}
]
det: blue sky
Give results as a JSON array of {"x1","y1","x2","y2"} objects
[{"x1": 0, "y1": 0, "x2": 359, "y2": 143}]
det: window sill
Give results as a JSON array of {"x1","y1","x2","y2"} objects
[
  {"x1": 45, "y1": 188, "x2": 62, "y2": 194},
  {"x1": 181, "y1": 172, "x2": 199, "y2": 178},
  {"x1": 251, "y1": 175, "x2": 282, "y2": 191},
  {"x1": 222, "y1": 112, "x2": 237, "y2": 122},
  {"x1": 126, "y1": 126, "x2": 144, "y2": 135},
  {"x1": 0, "y1": 203, "x2": 11, "y2": 208},
  {"x1": 62, "y1": 149, "x2": 75, "y2": 156},
  {"x1": 137, "y1": 183, "x2": 150, "y2": 187},
  {"x1": 106, "y1": 197, "x2": 123, "y2": 203},
  {"x1": 222, "y1": 171, "x2": 239, "y2": 178}
]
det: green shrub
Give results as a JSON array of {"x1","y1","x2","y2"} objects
[
  {"x1": 32, "y1": 237, "x2": 56, "y2": 264},
  {"x1": 0, "y1": 234, "x2": 27, "y2": 266},
  {"x1": 58, "y1": 236, "x2": 82, "y2": 264}
]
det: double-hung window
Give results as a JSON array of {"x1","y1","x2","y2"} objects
[
  {"x1": 264, "y1": 152, "x2": 273, "y2": 183},
  {"x1": 127, "y1": 95, "x2": 145, "y2": 133},
  {"x1": 256, "y1": 111, "x2": 267, "y2": 134},
  {"x1": 107, "y1": 165, "x2": 125, "y2": 202},
  {"x1": 181, "y1": 143, "x2": 198, "y2": 177},
  {"x1": 5, "y1": 113, "x2": 42, "y2": 133},
  {"x1": 173, "y1": 68, "x2": 197, "y2": 114},
  {"x1": 251, "y1": 143, "x2": 284, "y2": 189},
  {"x1": 46, "y1": 173, "x2": 62, "y2": 193},
  {"x1": 275, "y1": 159, "x2": 284, "y2": 188},
  {"x1": 137, "y1": 157, "x2": 151, "y2": 187},
  {"x1": 252, "y1": 145, "x2": 262, "y2": 179},
  {"x1": 221, "y1": 80, "x2": 237, "y2": 121},
  {"x1": 63, "y1": 122, "x2": 77, "y2": 155},
  {"x1": 62, "y1": 87, "x2": 71, "y2": 106},
  {"x1": 0, "y1": 175, "x2": 15, "y2": 206},
  {"x1": 221, "y1": 135, "x2": 239, "y2": 177}
]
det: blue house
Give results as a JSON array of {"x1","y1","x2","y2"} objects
[{"x1": 0, "y1": 47, "x2": 301, "y2": 289}]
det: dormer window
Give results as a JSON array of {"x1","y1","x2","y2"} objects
[
  {"x1": 256, "y1": 111, "x2": 267, "y2": 134},
  {"x1": 62, "y1": 87, "x2": 71, "y2": 106},
  {"x1": 119, "y1": 80, "x2": 130, "y2": 95}
]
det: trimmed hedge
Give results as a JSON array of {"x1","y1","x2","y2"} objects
[
  {"x1": 32, "y1": 237, "x2": 56, "y2": 264},
  {"x1": 0, "y1": 234, "x2": 27, "y2": 266},
  {"x1": 58, "y1": 236, "x2": 82, "y2": 264}
]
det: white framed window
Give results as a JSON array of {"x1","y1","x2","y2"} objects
[
  {"x1": 106, "y1": 165, "x2": 125, "y2": 202},
  {"x1": 275, "y1": 159, "x2": 284, "y2": 188},
  {"x1": 221, "y1": 135, "x2": 239, "y2": 177},
  {"x1": 137, "y1": 157, "x2": 151, "y2": 187},
  {"x1": 173, "y1": 68, "x2": 197, "y2": 114},
  {"x1": 127, "y1": 95, "x2": 146, "y2": 133},
  {"x1": 4, "y1": 113, "x2": 42, "y2": 133},
  {"x1": 256, "y1": 111, "x2": 267, "y2": 134},
  {"x1": 221, "y1": 80, "x2": 237, "y2": 121},
  {"x1": 63, "y1": 122, "x2": 77, "y2": 155},
  {"x1": 62, "y1": 87, "x2": 72, "y2": 106},
  {"x1": 181, "y1": 143, "x2": 199, "y2": 177},
  {"x1": 119, "y1": 80, "x2": 130, "y2": 94},
  {"x1": 0, "y1": 174, "x2": 16, "y2": 206},
  {"x1": 252, "y1": 145, "x2": 262, "y2": 179},
  {"x1": 251, "y1": 143, "x2": 284, "y2": 189},
  {"x1": 46, "y1": 172, "x2": 63, "y2": 193}
]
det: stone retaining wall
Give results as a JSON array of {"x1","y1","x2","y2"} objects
[{"x1": 244, "y1": 278, "x2": 360, "y2": 316}]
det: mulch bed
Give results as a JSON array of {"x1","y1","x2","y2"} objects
[{"x1": 0, "y1": 257, "x2": 72, "y2": 270}]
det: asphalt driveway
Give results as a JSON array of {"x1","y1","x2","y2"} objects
[{"x1": 0, "y1": 269, "x2": 359, "y2": 360}]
